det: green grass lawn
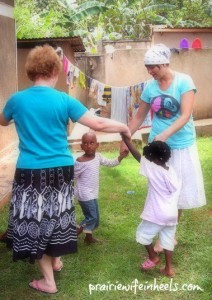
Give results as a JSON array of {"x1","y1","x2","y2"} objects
[{"x1": 0, "y1": 137, "x2": 211, "y2": 300}]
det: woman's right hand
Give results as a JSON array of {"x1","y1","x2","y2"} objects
[
  {"x1": 121, "y1": 126, "x2": 131, "y2": 140},
  {"x1": 120, "y1": 139, "x2": 129, "y2": 154}
]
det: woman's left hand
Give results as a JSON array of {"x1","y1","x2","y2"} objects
[{"x1": 154, "y1": 132, "x2": 168, "y2": 142}]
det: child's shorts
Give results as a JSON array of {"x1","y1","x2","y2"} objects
[{"x1": 136, "y1": 220, "x2": 176, "y2": 251}]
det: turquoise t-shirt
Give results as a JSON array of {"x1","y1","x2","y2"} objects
[
  {"x1": 141, "y1": 72, "x2": 196, "y2": 149},
  {"x1": 3, "y1": 86, "x2": 87, "y2": 169}
]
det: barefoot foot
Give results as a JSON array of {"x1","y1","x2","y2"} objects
[
  {"x1": 84, "y1": 236, "x2": 102, "y2": 245},
  {"x1": 160, "y1": 267, "x2": 175, "y2": 277}
]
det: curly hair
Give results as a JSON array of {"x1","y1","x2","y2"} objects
[
  {"x1": 25, "y1": 45, "x2": 62, "y2": 81},
  {"x1": 143, "y1": 141, "x2": 171, "y2": 164}
]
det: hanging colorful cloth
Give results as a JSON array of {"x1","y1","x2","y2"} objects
[
  {"x1": 63, "y1": 55, "x2": 69, "y2": 74},
  {"x1": 102, "y1": 85, "x2": 112, "y2": 104},
  {"x1": 99, "y1": 85, "x2": 112, "y2": 118},
  {"x1": 79, "y1": 71, "x2": 86, "y2": 89}
]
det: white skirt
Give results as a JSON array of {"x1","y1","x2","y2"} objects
[{"x1": 168, "y1": 143, "x2": 206, "y2": 209}]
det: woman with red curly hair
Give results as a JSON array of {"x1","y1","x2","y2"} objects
[{"x1": 0, "y1": 45, "x2": 130, "y2": 294}]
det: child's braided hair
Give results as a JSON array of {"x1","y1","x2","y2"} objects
[{"x1": 143, "y1": 141, "x2": 171, "y2": 164}]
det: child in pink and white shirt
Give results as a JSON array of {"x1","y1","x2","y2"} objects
[
  {"x1": 74, "y1": 132, "x2": 128, "y2": 244},
  {"x1": 122, "y1": 136, "x2": 179, "y2": 277}
]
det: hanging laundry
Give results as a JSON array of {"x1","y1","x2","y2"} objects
[
  {"x1": 74, "y1": 67, "x2": 80, "y2": 78},
  {"x1": 111, "y1": 87, "x2": 128, "y2": 124},
  {"x1": 63, "y1": 55, "x2": 69, "y2": 75},
  {"x1": 60, "y1": 47, "x2": 152, "y2": 128},
  {"x1": 89, "y1": 79, "x2": 99, "y2": 100},
  {"x1": 126, "y1": 86, "x2": 132, "y2": 125},
  {"x1": 102, "y1": 85, "x2": 112, "y2": 104},
  {"x1": 69, "y1": 64, "x2": 76, "y2": 88},
  {"x1": 66, "y1": 61, "x2": 73, "y2": 86},
  {"x1": 99, "y1": 85, "x2": 112, "y2": 118},
  {"x1": 67, "y1": 70, "x2": 72, "y2": 86},
  {"x1": 97, "y1": 82, "x2": 106, "y2": 106},
  {"x1": 79, "y1": 71, "x2": 86, "y2": 89},
  {"x1": 137, "y1": 82, "x2": 152, "y2": 128},
  {"x1": 86, "y1": 77, "x2": 92, "y2": 89},
  {"x1": 69, "y1": 66, "x2": 79, "y2": 88}
]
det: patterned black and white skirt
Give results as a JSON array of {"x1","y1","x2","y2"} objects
[{"x1": 6, "y1": 166, "x2": 77, "y2": 263}]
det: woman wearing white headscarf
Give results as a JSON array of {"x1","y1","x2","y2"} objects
[{"x1": 122, "y1": 44, "x2": 206, "y2": 250}]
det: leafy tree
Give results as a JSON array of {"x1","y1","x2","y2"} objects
[
  {"x1": 14, "y1": 0, "x2": 212, "y2": 51},
  {"x1": 14, "y1": 0, "x2": 69, "y2": 38}
]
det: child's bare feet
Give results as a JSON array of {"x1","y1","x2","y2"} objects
[
  {"x1": 160, "y1": 267, "x2": 175, "y2": 277},
  {"x1": 84, "y1": 233, "x2": 102, "y2": 244}
]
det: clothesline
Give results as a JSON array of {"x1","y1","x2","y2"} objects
[
  {"x1": 56, "y1": 46, "x2": 147, "y2": 89},
  {"x1": 56, "y1": 47, "x2": 152, "y2": 128},
  {"x1": 70, "y1": 64, "x2": 146, "y2": 89}
]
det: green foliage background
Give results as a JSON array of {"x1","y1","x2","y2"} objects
[{"x1": 14, "y1": 0, "x2": 212, "y2": 52}]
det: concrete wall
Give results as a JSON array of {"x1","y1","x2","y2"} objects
[
  {"x1": 17, "y1": 42, "x2": 75, "y2": 93},
  {"x1": 153, "y1": 29, "x2": 212, "y2": 49},
  {"x1": 168, "y1": 49, "x2": 212, "y2": 119},
  {"x1": 0, "y1": 0, "x2": 18, "y2": 155}
]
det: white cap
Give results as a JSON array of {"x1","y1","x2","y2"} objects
[{"x1": 144, "y1": 44, "x2": 171, "y2": 65}]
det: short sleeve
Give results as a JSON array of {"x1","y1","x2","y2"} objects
[
  {"x1": 140, "y1": 80, "x2": 152, "y2": 104},
  {"x1": 178, "y1": 73, "x2": 197, "y2": 95},
  {"x1": 74, "y1": 161, "x2": 81, "y2": 179},
  {"x1": 2, "y1": 96, "x2": 14, "y2": 121},
  {"x1": 139, "y1": 156, "x2": 150, "y2": 177},
  {"x1": 66, "y1": 95, "x2": 88, "y2": 122}
]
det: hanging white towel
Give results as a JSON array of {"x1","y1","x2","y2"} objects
[
  {"x1": 97, "y1": 82, "x2": 106, "y2": 106},
  {"x1": 111, "y1": 87, "x2": 128, "y2": 124}
]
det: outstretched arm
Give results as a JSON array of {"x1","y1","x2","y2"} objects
[
  {"x1": 120, "y1": 101, "x2": 150, "y2": 152},
  {"x1": 128, "y1": 101, "x2": 150, "y2": 135},
  {"x1": 122, "y1": 135, "x2": 141, "y2": 163},
  {"x1": 77, "y1": 111, "x2": 131, "y2": 139}
]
